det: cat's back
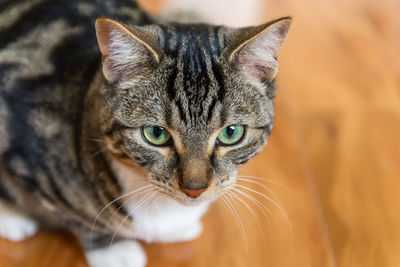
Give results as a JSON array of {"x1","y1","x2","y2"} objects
[
  {"x1": 0, "y1": 0, "x2": 146, "y2": 92},
  {"x1": 0, "y1": 0, "x2": 109, "y2": 80},
  {"x1": 0, "y1": 0, "x2": 148, "y2": 154}
]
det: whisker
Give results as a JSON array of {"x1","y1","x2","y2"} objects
[
  {"x1": 237, "y1": 178, "x2": 284, "y2": 206},
  {"x1": 237, "y1": 175, "x2": 292, "y2": 191},
  {"x1": 105, "y1": 187, "x2": 155, "y2": 229},
  {"x1": 142, "y1": 191, "x2": 162, "y2": 211},
  {"x1": 226, "y1": 191, "x2": 267, "y2": 243},
  {"x1": 89, "y1": 184, "x2": 152, "y2": 249},
  {"x1": 110, "y1": 190, "x2": 157, "y2": 245},
  {"x1": 231, "y1": 187, "x2": 278, "y2": 225},
  {"x1": 235, "y1": 184, "x2": 291, "y2": 229},
  {"x1": 221, "y1": 195, "x2": 248, "y2": 253}
]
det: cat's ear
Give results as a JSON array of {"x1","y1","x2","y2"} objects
[
  {"x1": 228, "y1": 17, "x2": 291, "y2": 83},
  {"x1": 95, "y1": 17, "x2": 161, "y2": 83}
]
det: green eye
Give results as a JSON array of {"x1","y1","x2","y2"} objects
[
  {"x1": 142, "y1": 126, "x2": 171, "y2": 146},
  {"x1": 217, "y1": 125, "x2": 245, "y2": 145}
]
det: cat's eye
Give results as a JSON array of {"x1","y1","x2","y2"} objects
[
  {"x1": 141, "y1": 126, "x2": 171, "y2": 146},
  {"x1": 217, "y1": 125, "x2": 245, "y2": 146}
]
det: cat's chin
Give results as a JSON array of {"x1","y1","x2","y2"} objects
[{"x1": 179, "y1": 198, "x2": 210, "y2": 207}]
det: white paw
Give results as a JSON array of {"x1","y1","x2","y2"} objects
[
  {"x1": 85, "y1": 241, "x2": 147, "y2": 267},
  {"x1": 0, "y1": 204, "x2": 38, "y2": 242}
]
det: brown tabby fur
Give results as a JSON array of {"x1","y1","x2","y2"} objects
[{"x1": 0, "y1": 0, "x2": 290, "y2": 253}]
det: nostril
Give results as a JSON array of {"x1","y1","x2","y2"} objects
[{"x1": 180, "y1": 187, "x2": 208, "y2": 198}]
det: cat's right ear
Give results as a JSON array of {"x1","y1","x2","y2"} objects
[
  {"x1": 95, "y1": 17, "x2": 160, "y2": 83},
  {"x1": 227, "y1": 17, "x2": 291, "y2": 83}
]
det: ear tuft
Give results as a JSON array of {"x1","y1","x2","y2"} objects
[
  {"x1": 229, "y1": 17, "x2": 291, "y2": 83},
  {"x1": 95, "y1": 18, "x2": 160, "y2": 83}
]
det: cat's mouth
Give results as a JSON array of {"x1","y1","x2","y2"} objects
[
  {"x1": 111, "y1": 155, "x2": 235, "y2": 207},
  {"x1": 154, "y1": 178, "x2": 232, "y2": 207},
  {"x1": 153, "y1": 185, "x2": 210, "y2": 206}
]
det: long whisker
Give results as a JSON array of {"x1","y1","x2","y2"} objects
[
  {"x1": 226, "y1": 191, "x2": 267, "y2": 243},
  {"x1": 231, "y1": 187, "x2": 278, "y2": 225},
  {"x1": 237, "y1": 175, "x2": 292, "y2": 191},
  {"x1": 237, "y1": 178, "x2": 283, "y2": 206},
  {"x1": 125, "y1": 194, "x2": 167, "y2": 246},
  {"x1": 149, "y1": 190, "x2": 167, "y2": 207},
  {"x1": 235, "y1": 184, "x2": 291, "y2": 229},
  {"x1": 221, "y1": 195, "x2": 248, "y2": 253},
  {"x1": 141, "y1": 191, "x2": 163, "y2": 212},
  {"x1": 110, "y1": 190, "x2": 157, "y2": 245},
  {"x1": 89, "y1": 184, "x2": 153, "y2": 248},
  {"x1": 105, "y1": 187, "x2": 154, "y2": 229}
]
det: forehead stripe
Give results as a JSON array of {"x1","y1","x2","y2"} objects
[
  {"x1": 166, "y1": 66, "x2": 178, "y2": 99},
  {"x1": 160, "y1": 24, "x2": 227, "y2": 125}
]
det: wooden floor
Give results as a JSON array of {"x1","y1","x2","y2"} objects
[{"x1": 1, "y1": 0, "x2": 399, "y2": 266}]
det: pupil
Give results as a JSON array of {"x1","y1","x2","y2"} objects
[
  {"x1": 226, "y1": 126, "x2": 235, "y2": 137},
  {"x1": 153, "y1": 127, "x2": 163, "y2": 138}
]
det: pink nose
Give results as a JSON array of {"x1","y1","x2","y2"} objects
[{"x1": 181, "y1": 187, "x2": 208, "y2": 198}]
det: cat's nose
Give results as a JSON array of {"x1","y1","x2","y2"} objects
[{"x1": 180, "y1": 186, "x2": 208, "y2": 198}]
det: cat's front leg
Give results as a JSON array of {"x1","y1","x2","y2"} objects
[
  {"x1": 85, "y1": 240, "x2": 146, "y2": 267},
  {"x1": 80, "y1": 232, "x2": 146, "y2": 267},
  {"x1": 0, "y1": 201, "x2": 38, "y2": 242}
]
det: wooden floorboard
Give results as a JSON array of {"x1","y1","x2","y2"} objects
[{"x1": 274, "y1": 0, "x2": 400, "y2": 266}]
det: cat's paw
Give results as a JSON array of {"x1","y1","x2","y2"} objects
[
  {"x1": 0, "y1": 204, "x2": 38, "y2": 242},
  {"x1": 85, "y1": 241, "x2": 146, "y2": 267}
]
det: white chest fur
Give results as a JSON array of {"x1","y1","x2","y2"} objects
[{"x1": 111, "y1": 159, "x2": 210, "y2": 243}]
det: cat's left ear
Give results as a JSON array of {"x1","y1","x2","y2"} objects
[
  {"x1": 95, "y1": 17, "x2": 161, "y2": 83},
  {"x1": 228, "y1": 17, "x2": 291, "y2": 83}
]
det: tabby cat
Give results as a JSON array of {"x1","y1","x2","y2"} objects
[{"x1": 0, "y1": 0, "x2": 291, "y2": 266}]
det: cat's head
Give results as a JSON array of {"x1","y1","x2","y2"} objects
[{"x1": 94, "y1": 17, "x2": 291, "y2": 205}]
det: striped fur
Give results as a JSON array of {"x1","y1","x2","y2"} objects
[{"x1": 0, "y1": 0, "x2": 291, "y2": 263}]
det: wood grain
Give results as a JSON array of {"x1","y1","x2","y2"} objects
[
  {"x1": 270, "y1": 0, "x2": 400, "y2": 266},
  {"x1": 1, "y1": 0, "x2": 399, "y2": 266}
]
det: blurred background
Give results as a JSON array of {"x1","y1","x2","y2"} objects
[{"x1": 1, "y1": 0, "x2": 399, "y2": 266}]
